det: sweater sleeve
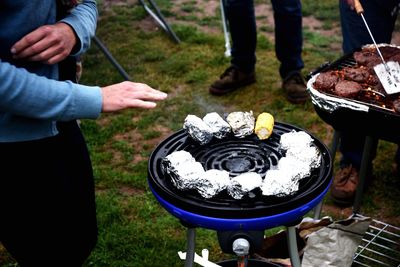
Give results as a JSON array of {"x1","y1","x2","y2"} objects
[
  {"x1": 60, "y1": 0, "x2": 98, "y2": 55},
  {"x1": 0, "y1": 60, "x2": 102, "y2": 121}
]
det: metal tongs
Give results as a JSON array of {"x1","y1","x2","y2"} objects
[{"x1": 354, "y1": 0, "x2": 400, "y2": 95}]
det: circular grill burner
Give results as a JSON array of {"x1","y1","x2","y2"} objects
[
  {"x1": 194, "y1": 139, "x2": 278, "y2": 177},
  {"x1": 148, "y1": 122, "x2": 332, "y2": 224}
]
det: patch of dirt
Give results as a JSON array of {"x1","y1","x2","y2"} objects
[
  {"x1": 101, "y1": 0, "x2": 137, "y2": 11},
  {"x1": 138, "y1": 16, "x2": 160, "y2": 32},
  {"x1": 119, "y1": 185, "x2": 144, "y2": 196},
  {"x1": 171, "y1": 0, "x2": 219, "y2": 18}
]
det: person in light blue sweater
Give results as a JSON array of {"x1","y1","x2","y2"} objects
[{"x1": 0, "y1": 1, "x2": 167, "y2": 266}]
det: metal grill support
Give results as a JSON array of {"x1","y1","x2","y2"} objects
[{"x1": 353, "y1": 219, "x2": 400, "y2": 267}]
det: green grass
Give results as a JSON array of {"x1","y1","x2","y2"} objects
[{"x1": 1, "y1": 0, "x2": 399, "y2": 266}]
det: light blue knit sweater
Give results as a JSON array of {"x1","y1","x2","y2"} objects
[{"x1": 0, "y1": 0, "x2": 102, "y2": 142}]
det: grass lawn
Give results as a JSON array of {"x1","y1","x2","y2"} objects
[{"x1": 1, "y1": 0, "x2": 399, "y2": 266}]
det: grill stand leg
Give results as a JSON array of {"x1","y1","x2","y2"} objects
[
  {"x1": 286, "y1": 226, "x2": 301, "y2": 267},
  {"x1": 184, "y1": 227, "x2": 196, "y2": 267},
  {"x1": 312, "y1": 201, "x2": 323, "y2": 220},
  {"x1": 353, "y1": 135, "x2": 374, "y2": 214}
]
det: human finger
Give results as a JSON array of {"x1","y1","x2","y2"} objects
[
  {"x1": 123, "y1": 99, "x2": 159, "y2": 109},
  {"x1": 126, "y1": 82, "x2": 168, "y2": 96},
  {"x1": 11, "y1": 26, "x2": 49, "y2": 57},
  {"x1": 25, "y1": 43, "x2": 65, "y2": 63},
  {"x1": 130, "y1": 90, "x2": 168, "y2": 101},
  {"x1": 101, "y1": 82, "x2": 167, "y2": 112},
  {"x1": 11, "y1": 23, "x2": 76, "y2": 63}
]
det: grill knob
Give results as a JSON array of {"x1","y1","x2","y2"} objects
[{"x1": 232, "y1": 238, "x2": 250, "y2": 256}]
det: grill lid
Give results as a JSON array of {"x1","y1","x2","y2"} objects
[{"x1": 148, "y1": 122, "x2": 332, "y2": 219}]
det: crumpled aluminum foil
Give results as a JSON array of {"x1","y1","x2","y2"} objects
[
  {"x1": 162, "y1": 150, "x2": 195, "y2": 169},
  {"x1": 162, "y1": 150, "x2": 205, "y2": 190},
  {"x1": 286, "y1": 145, "x2": 321, "y2": 169},
  {"x1": 261, "y1": 169, "x2": 300, "y2": 196},
  {"x1": 279, "y1": 130, "x2": 314, "y2": 151},
  {"x1": 226, "y1": 111, "x2": 255, "y2": 138},
  {"x1": 307, "y1": 74, "x2": 369, "y2": 114},
  {"x1": 183, "y1": 114, "x2": 214, "y2": 145},
  {"x1": 277, "y1": 156, "x2": 312, "y2": 180},
  {"x1": 196, "y1": 169, "x2": 231, "y2": 198},
  {"x1": 260, "y1": 130, "x2": 321, "y2": 197},
  {"x1": 228, "y1": 172, "x2": 263, "y2": 199},
  {"x1": 203, "y1": 112, "x2": 231, "y2": 139}
]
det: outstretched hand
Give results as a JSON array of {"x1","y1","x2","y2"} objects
[
  {"x1": 11, "y1": 23, "x2": 77, "y2": 65},
  {"x1": 101, "y1": 81, "x2": 168, "y2": 112}
]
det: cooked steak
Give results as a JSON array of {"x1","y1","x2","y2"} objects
[
  {"x1": 313, "y1": 71, "x2": 340, "y2": 91},
  {"x1": 343, "y1": 67, "x2": 370, "y2": 83},
  {"x1": 380, "y1": 46, "x2": 400, "y2": 60},
  {"x1": 353, "y1": 50, "x2": 379, "y2": 66},
  {"x1": 334, "y1": 80, "x2": 362, "y2": 98}
]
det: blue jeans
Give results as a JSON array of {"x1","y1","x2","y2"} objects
[
  {"x1": 225, "y1": 0, "x2": 304, "y2": 79},
  {"x1": 339, "y1": 0, "x2": 400, "y2": 168}
]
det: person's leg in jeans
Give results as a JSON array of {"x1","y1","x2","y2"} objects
[
  {"x1": 271, "y1": 0, "x2": 308, "y2": 103},
  {"x1": 331, "y1": 0, "x2": 399, "y2": 205},
  {"x1": 209, "y1": 0, "x2": 257, "y2": 95},
  {"x1": 271, "y1": 0, "x2": 303, "y2": 79},
  {"x1": 226, "y1": 0, "x2": 257, "y2": 74}
]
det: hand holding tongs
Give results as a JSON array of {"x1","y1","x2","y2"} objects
[{"x1": 353, "y1": 0, "x2": 400, "y2": 95}]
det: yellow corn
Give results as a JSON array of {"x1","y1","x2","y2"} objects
[{"x1": 255, "y1": 112, "x2": 274, "y2": 140}]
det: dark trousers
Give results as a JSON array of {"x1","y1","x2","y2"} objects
[
  {"x1": 225, "y1": 0, "x2": 304, "y2": 78},
  {"x1": 339, "y1": 0, "x2": 400, "y2": 168},
  {"x1": 0, "y1": 121, "x2": 97, "y2": 266}
]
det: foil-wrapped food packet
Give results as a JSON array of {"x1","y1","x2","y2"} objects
[
  {"x1": 162, "y1": 150, "x2": 205, "y2": 190},
  {"x1": 226, "y1": 111, "x2": 255, "y2": 138},
  {"x1": 279, "y1": 130, "x2": 314, "y2": 151},
  {"x1": 279, "y1": 130, "x2": 321, "y2": 169},
  {"x1": 227, "y1": 172, "x2": 263, "y2": 199},
  {"x1": 203, "y1": 112, "x2": 231, "y2": 139},
  {"x1": 183, "y1": 114, "x2": 214, "y2": 145},
  {"x1": 277, "y1": 156, "x2": 312, "y2": 180},
  {"x1": 196, "y1": 169, "x2": 231, "y2": 198},
  {"x1": 259, "y1": 130, "x2": 321, "y2": 197},
  {"x1": 261, "y1": 169, "x2": 300, "y2": 197},
  {"x1": 286, "y1": 145, "x2": 321, "y2": 169}
]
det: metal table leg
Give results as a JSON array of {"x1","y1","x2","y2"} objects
[
  {"x1": 353, "y1": 135, "x2": 375, "y2": 214},
  {"x1": 286, "y1": 226, "x2": 301, "y2": 267},
  {"x1": 92, "y1": 36, "x2": 131, "y2": 81},
  {"x1": 184, "y1": 227, "x2": 196, "y2": 267},
  {"x1": 219, "y1": 0, "x2": 231, "y2": 57},
  {"x1": 138, "y1": 0, "x2": 180, "y2": 43},
  {"x1": 313, "y1": 201, "x2": 323, "y2": 220},
  {"x1": 330, "y1": 130, "x2": 341, "y2": 156}
]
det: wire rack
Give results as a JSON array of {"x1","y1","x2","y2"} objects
[{"x1": 353, "y1": 219, "x2": 400, "y2": 267}]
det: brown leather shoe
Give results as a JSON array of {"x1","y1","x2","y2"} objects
[
  {"x1": 330, "y1": 165, "x2": 359, "y2": 206},
  {"x1": 282, "y1": 72, "x2": 310, "y2": 104},
  {"x1": 209, "y1": 66, "x2": 256, "y2": 95}
]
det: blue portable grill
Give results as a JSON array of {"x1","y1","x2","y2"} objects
[{"x1": 147, "y1": 121, "x2": 332, "y2": 266}]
